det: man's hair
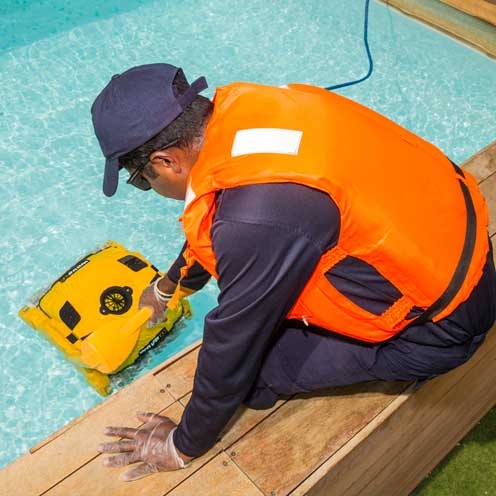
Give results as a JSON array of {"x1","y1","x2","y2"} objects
[{"x1": 119, "y1": 70, "x2": 213, "y2": 174}]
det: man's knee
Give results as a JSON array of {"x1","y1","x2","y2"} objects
[{"x1": 243, "y1": 384, "x2": 279, "y2": 410}]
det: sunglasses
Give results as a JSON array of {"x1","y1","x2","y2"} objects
[{"x1": 125, "y1": 139, "x2": 179, "y2": 191}]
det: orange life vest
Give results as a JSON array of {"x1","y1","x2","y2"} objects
[{"x1": 175, "y1": 82, "x2": 489, "y2": 343}]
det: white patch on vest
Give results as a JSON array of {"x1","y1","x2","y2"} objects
[
  {"x1": 184, "y1": 183, "x2": 196, "y2": 211},
  {"x1": 231, "y1": 128, "x2": 303, "y2": 157},
  {"x1": 279, "y1": 84, "x2": 290, "y2": 89}
]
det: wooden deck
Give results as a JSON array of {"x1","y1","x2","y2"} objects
[
  {"x1": 1, "y1": 141, "x2": 496, "y2": 496},
  {"x1": 440, "y1": 0, "x2": 496, "y2": 25},
  {"x1": 379, "y1": 0, "x2": 496, "y2": 58}
]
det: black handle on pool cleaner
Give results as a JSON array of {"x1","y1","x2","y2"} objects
[{"x1": 326, "y1": 0, "x2": 374, "y2": 91}]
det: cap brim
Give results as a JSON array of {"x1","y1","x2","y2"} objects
[{"x1": 103, "y1": 157, "x2": 120, "y2": 197}]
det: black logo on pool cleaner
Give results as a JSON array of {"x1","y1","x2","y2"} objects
[
  {"x1": 138, "y1": 327, "x2": 169, "y2": 357},
  {"x1": 59, "y1": 259, "x2": 90, "y2": 283},
  {"x1": 99, "y1": 286, "x2": 133, "y2": 315}
]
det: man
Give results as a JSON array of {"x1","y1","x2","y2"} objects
[{"x1": 91, "y1": 63, "x2": 496, "y2": 481}]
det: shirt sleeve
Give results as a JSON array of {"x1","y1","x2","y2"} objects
[
  {"x1": 167, "y1": 241, "x2": 211, "y2": 291},
  {"x1": 173, "y1": 183, "x2": 340, "y2": 457}
]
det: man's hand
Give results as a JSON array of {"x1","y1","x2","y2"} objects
[
  {"x1": 97, "y1": 412, "x2": 192, "y2": 481},
  {"x1": 139, "y1": 275, "x2": 176, "y2": 327},
  {"x1": 139, "y1": 275, "x2": 195, "y2": 328}
]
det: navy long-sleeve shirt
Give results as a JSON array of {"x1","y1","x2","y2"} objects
[
  {"x1": 170, "y1": 183, "x2": 339, "y2": 456},
  {"x1": 169, "y1": 182, "x2": 494, "y2": 457}
]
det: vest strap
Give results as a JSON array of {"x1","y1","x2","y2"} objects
[
  {"x1": 414, "y1": 176, "x2": 477, "y2": 325},
  {"x1": 321, "y1": 245, "x2": 347, "y2": 273},
  {"x1": 380, "y1": 295, "x2": 415, "y2": 330}
]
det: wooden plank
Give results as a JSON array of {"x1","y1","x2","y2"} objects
[
  {"x1": 478, "y1": 171, "x2": 496, "y2": 235},
  {"x1": 219, "y1": 400, "x2": 287, "y2": 451},
  {"x1": 342, "y1": 335, "x2": 496, "y2": 496},
  {"x1": 377, "y1": 0, "x2": 496, "y2": 58},
  {"x1": 179, "y1": 392, "x2": 287, "y2": 450},
  {"x1": 149, "y1": 339, "x2": 201, "y2": 376},
  {"x1": 28, "y1": 340, "x2": 202, "y2": 455},
  {"x1": 462, "y1": 140, "x2": 496, "y2": 183},
  {"x1": 230, "y1": 381, "x2": 408, "y2": 496},
  {"x1": 46, "y1": 375, "x2": 283, "y2": 495},
  {"x1": 440, "y1": 0, "x2": 496, "y2": 26},
  {"x1": 1, "y1": 375, "x2": 175, "y2": 496},
  {"x1": 44, "y1": 401, "x2": 221, "y2": 496},
  {"x1": 291, "y1": 327, "x2": 496, "y2": 496},
  {"x1": 154, "y1": 347, "x2": 200, "y2": 400},
  {"x1": 387, "y1": 379, "x2": 495, "y2": 496},
  {"x1": 166, "y1": 452, "x2": 263, "y2": 496}
]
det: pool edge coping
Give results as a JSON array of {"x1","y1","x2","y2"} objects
[{"x1": 377, "y1": 0, "x2": 496, "y2": 58}]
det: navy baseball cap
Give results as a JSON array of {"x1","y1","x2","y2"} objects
[{"x1": 91, "y1": 63, "x2": 208, "y2": 197}]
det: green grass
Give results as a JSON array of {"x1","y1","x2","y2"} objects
[{"x1": 412, "y1": 406, "x2": 496, "y2": 495}]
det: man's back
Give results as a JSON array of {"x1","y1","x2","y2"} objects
[{"x1": 170, "y1": 182, "x2": 496, "y2": 456}]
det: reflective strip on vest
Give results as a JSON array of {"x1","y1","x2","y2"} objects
[{"x1": 231, "y1": 128, "x2": 303, "y2": 157}]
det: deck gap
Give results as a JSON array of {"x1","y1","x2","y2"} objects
[
  {"x1": 229, "y1": 451, "x2": 268, "y2": 496},
  {"x1": 39, "y1": 453, "x2": 101, "y2": 496},
  {"x1": 160, "y1": 455, "x2": 216, "y2": 496},
  {"x1": 220, "y1": 396, "x2": 292, "y2": 450},
  {"x1": 477, "y1": 168, "x2": 496, "y2": 187},
  {"x1": 151, "y1": 341, "x2": 201, "y2": 377}
]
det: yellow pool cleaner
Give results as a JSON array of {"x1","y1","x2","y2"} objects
[{"x1": 19, "y1": 241, "x2": 192, "y2": 396}]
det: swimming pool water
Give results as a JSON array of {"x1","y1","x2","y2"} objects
[{"x1": 1, "y1": 0, "x2": 495, "y2": 469}]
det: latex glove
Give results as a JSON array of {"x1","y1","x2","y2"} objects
[
  {"x1": 140, "y1": 276, "x2": 194, "y2": 328},
  {"x1": 139, "y1": 281, "x2": 170, "y2": 328},
  {"x1": 97, "y1": 412, "x2": 191, "y2": 481}
]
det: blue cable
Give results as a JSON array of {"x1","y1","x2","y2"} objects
[{"x1": 326, "y1": 0, "x2": 373, "y2": 91}]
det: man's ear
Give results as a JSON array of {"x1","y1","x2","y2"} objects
[{"x1": 151, "y1": 148, "x2": 182, "y2": 173}]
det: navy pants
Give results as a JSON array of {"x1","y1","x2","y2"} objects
[{"x1": 245, "y1": 247, "x2": 496, "y2": 409}]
